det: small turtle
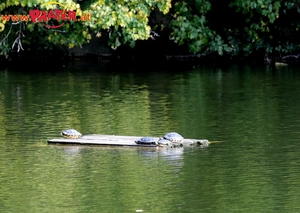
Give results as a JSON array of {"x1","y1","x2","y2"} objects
[
  {"x1": 135, "y1": 137, "x2": 158, "y2": 145},
  {"x1": 197, "y1": 140, "x2": 210, "y2": 146},
  {"x1": 163, "y1": 132, "x2": 184, "y2": 142},
  {"x1": 157, "y1": 138, "x2": 172, "y2": 146},
  {"x1": 61, "y1": 129, "x2": 82, "y2": 139}
]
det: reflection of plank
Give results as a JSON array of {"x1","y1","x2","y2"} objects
[{"x1": 47, "y1": 134, "x2": 209, "y2": 147}]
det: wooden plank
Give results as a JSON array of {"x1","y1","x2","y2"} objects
[
  {"x1": 47, "y1": 134, "x2": 209, "y2": 147},
  {"x1": 48, "y1": 134, "x2": 157, "y2": 147}
]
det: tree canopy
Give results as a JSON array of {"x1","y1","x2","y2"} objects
[{"x1": 0, "y1": 0, "x2": 300, "y2": 62}]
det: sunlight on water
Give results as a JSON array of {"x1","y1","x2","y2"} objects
[{"x1": 1, "y1": 63, "x2": 300, "y2": 212}]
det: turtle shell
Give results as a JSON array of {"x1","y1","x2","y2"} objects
[
  {"x1": 163, "y1": 132, "x2": 184, "y2": 142},
  {"x1": 61, "y1": 129, "x2": 82, "y2": 139},
  {"x1": 135, "y1": 137, "x2": 158, "y2": 145},
  {"x1": 157, "y1": 138, "x2": 172, "y2": 146}
]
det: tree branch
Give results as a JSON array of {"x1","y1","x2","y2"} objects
[
  {"x1": 12, "y1": 22, "x2": 25, "y2": 52},
  {"x1": 282, "y1": 54, "x2": 300, "y2": 60}
]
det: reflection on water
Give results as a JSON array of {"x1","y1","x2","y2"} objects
[{"x1": 1, "y1": 63, "x2": 300, "y2": 212}]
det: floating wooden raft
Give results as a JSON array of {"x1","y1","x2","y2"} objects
[{"x1": 47, "y1": 134, "x2": 209, "y2": 147}]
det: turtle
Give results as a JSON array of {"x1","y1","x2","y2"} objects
[
  {"x1": 135, "y1": 137, "x2": 158, "y2": 145},
  {"x1": 61, "y1": 129, "x2": 82, "y2": 139},
  {"x1": 163, "y1": 132, "x2": 184, "y2": 142},
  {"x1": 157, "y1": 138, "x2": 172, "y2": 146},
  {"x1": 197, "y1": 140, "x2": 210, "y2": 146}
]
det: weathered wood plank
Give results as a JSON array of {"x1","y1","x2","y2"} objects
[{"x1": 47, "y1": 134, "x2": 209, "y2": 147}]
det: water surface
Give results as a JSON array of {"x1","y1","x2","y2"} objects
[{"x1": 1, "y1": 62, "x2": 300, "y2": 212}]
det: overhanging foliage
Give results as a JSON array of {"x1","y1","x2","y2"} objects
[{"x1": 0, "y1": 0, "x2": 300, "y2": 61}]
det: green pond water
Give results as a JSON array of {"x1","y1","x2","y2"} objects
[{"x1": 0, "y1": 62, "x2": 300, "y2": 212}]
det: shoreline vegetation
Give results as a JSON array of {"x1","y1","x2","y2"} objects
[
  {"x1": 1, "y1": 51, "x2": 298, "y2": 71},
  {"x1": 1, "y1": 1, "x2": 300, "y2": 68},
  {"x1": 1, "y1": 38, "x2": 299, "y2": 69}
]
